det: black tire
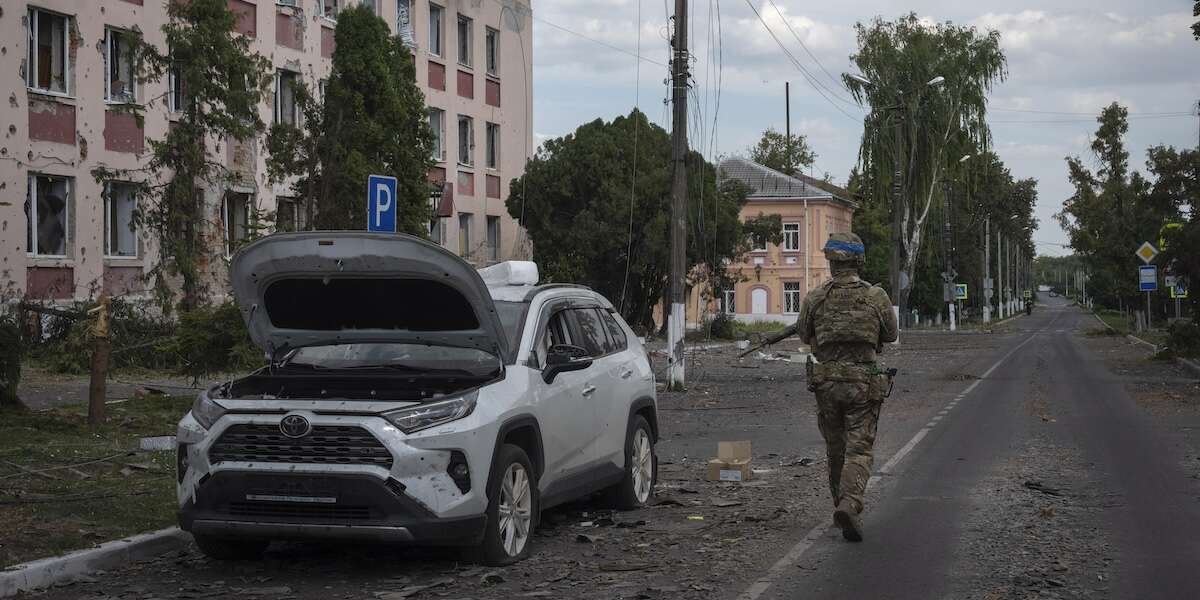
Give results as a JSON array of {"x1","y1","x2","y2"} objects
[
  {"x1": 192, "y1": 534, "x2": 269, "y2": 560},
  {"x1": 475, "y1": 443, "x2": 538, "y2": 566},
  {"x1": 604, "y1": 414, "x2": 657, "y2": 510}
]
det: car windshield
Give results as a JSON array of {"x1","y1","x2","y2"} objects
[{"x1": 285, "y1": 343, "x2": 501, "y2": 377}]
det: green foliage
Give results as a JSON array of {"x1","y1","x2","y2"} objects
[
  {"x1": 843, "y1": 13, "x2": 1007, "y2": 311},
  {"x1": 507, "y1": 110, "x2": 754, "y2": 332},
  {"x1": 1056, "y1": 104, "x2": 1191, "y2": 312},
  {"x1": 0, "y1": 315, "x2": 21, "y2": 409},
  {"x1": 706, "y1": 313, "x2": 736, "y2": 340},
  {"x1": 1163, "y1": 319, "x2": 1200, "y2": 358},
  {"x1": 266, "y1": 6, "x2": 434, "y2": 234},
  {"x1": 167, "y1": 302, "x2": 263, "y2": 382},
  {"x1": 1193, "y1": 1, "x2": 1199, "y2": 40},
  {"x1": 748, "y1": 128, "x2": 815, "y2": 175},
  {"x1": 93, "y1": 0, "x2": 270, "y2": 312}
]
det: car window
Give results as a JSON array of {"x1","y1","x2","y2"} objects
[
  {"x1": 570, "y1": 308, "x2": 610, "y2": 357},
  {"x1": 535, "y1": 309, "x2": 573, "y2": 367},
  {"x1": 598, "y1": 309, "x2": 628, "y2": 352}
]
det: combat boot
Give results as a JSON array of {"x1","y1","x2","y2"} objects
[{"x1": 833, "y1": 500, "x2": 863, "y2": 542}]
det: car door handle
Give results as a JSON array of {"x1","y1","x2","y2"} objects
[
  {"x1": 620, "y1": 368, "x2": 634, "y2": 380},
  {"x1": 582, "y1": 385, "x2": 597, "y2": 397}
]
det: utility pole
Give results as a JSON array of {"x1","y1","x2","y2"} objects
[
  {"x1": 785, "y1": 82, "x2": 791, "y2": 173},
  {"x1": 941, "y1": 182, "x2": 956, "y2": 331},
  {"x1": 666, "y1": 0, "x2": 689, "y2": 390},
  {"x1": 997, "y1": 230, "x2": 1004, "y2": 319},
  {"x1": 983, "y1": 217, "x2": 991, "y2": 322},
  {"x1": 890, "y1": 112, "x2": 905, "y2": 331}
]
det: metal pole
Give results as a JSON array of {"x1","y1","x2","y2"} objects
[
  {"x1": 997, "y1": 230, "x2": 1004, "y2": 318},
  {"x1": 890, "y1": 111, "x2": 904, "y2": 331},
  {"x1": 666, "y1": 0, "x2": 689, "y2": 389},
  {"x1": 983, "y1": 217, "x2": 990, "y2": 322},
  {"x1": 785, "y1": 82, "x2": 791, "y2": 174}
]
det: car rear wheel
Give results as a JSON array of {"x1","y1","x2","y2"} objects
[
  {"x1": 192, "y1": 534, "x2": 270, "y2": 561},
  {"x1": 605, "y1": 415, "x2": 656, "y2": 509},
  {"x1": 476, "y1": 443, "x2": 537, "y2": 565}
]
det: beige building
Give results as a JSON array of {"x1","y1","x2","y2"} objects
[
  {"x1": 687, "y1": 158, "x2": 858, "y2": 326},
  {"x1": 1, "y1": 0, "x2": 532, "y2": 303}
]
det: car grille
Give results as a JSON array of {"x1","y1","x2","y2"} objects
[
  {"x1": 225, "y1": 501, "x2": 373, "y2": 521},
  {"x1": 208, "y1": 424, "x2": 393, "y2": 468}
]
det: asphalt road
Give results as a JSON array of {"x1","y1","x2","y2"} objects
[{"x1": 756, "y1": 297, "x2": 1200, "y2": 600}]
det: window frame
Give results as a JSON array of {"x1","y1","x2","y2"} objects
[
  {"x1": 274, "y1": 69, "x2": 300, "y2": 126},
  {"x1": 783, "y1": 281, "x2": 802, "y2": 315},
  {"x1": 457, "y1": 114, "x2": 474, "y2": 167},
  {"x1": 428, "y1": 3, "x2": 444, "y2": 57},
  {"x1": 318, "y1": 0, "x2": 339, "y2": 21},
  {"x1": 167, "y1": 62, "x2": 183, "y2": 113},
  {"x1": 104, "y1": 27, "x2": 138, "y2": 104},
  {"x1": 103, "y1": 181, "x2": 139, "y2": 259},
  {"x1": 458, "y1": 211, "x2": 473, "y2": 257},
  {"x1": 722, "y1": 289, "x2": 735, "y2": 315},
  {"x1": 783, "y1": 222, "x2": 801, "y2": 252},
  {"x1": 485, "y1": 26, "x2": 499, "y2": 77},
  {"x1": 222, "y1": 192, "x2": 254, "y2": 257},
  {"x1": 27, "y1": 7, "x2": 72, "y2": 97},
  {"x1": 428, "y1": 107, "x2": 445, "y2": 161},
  {"x1": 25, "y1": 173, "x2": 72, "y2": 258},
  {"x1": 485, "y1": 215, "x2": 500, "y2": 262},
  {"x1": 456, "y1": 13, "x2": 473, "y2": 68},
  {"x1": 485, "y1": 122, "x2": 499, "y2": 170}
]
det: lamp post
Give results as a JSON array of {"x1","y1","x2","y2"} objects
[{"x1": 845, "y1": 73, "x2": 944, "y2": 333}]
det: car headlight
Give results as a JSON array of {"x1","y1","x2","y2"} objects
[
  {"x1": 383, "y1": 391, "x2": 478, "y2": 434},
  {"x1": 191, "y1": 390, "x2": 227, "y2": 430}
]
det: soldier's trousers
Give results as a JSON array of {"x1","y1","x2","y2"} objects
[{"x1": 813, "y1": 377, "x2": 883, "y2": 514}]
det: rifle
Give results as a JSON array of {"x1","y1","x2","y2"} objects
[
  {"x1": 883, "y1": 368, "x2": 899, "y2": 398},
  {"x1": 737, "y1": 323, "x2": 798, "y2": 358}
]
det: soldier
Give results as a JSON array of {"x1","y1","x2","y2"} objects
[{"x1": 797, "y1": 232, "x2": 898, "y2": 542}]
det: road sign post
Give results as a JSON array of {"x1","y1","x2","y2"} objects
[
  {"x1": 367, "y1": 174, "x2": 398, "y2": 233},
  {"x1": 1139, "y1": 265, "x2": 1157, "y2": 329}
]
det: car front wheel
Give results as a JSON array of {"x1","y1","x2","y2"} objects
[
  {"x1": 605, "y1": 414, "x2": 656, "y2": 509},
  {"x1": 476, "y1": 443, "x2": 537, "y2": 565}
]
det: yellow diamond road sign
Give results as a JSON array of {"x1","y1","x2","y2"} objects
[{"x1": 1135, "y1": 241, "x2": 1158, "y2": 264}]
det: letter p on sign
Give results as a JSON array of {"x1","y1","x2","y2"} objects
[{"x1": 367, "y1": 175, "x2": 398, "y2": 233}]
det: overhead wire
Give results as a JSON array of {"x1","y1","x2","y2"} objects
[
  {"x1": 766, "y1": 0, "x2": 857, "y2": 106},
  {"x1": 619, "y1": 0, "x2": 645, "y2": 315}
]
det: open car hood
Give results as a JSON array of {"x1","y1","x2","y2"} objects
[{"x1": 229, "y1": 232, "x2": 507, "y2": 361}]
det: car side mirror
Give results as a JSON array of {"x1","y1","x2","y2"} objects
[{"x1": 543, "y1": 344, "x2": 593, "y2": 383}]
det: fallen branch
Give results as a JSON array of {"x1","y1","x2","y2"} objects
[
  {"x1": 0, "y1": 490, "x2": 153, "y2": 505},
  {"x1": 0, "y1": 452, "x2": 131, "y2": 481}
]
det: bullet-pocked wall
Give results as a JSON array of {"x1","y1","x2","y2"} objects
[{"x1": 0, "y1": 0, "x2": 534, "y2": 304}]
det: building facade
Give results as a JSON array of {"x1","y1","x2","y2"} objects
[
  {"x1": 0, "y1": 0, "x2": 532, "y2": 303},
  {"x1": 686, "y1": 158, "x2": 857, "y2": 326}
]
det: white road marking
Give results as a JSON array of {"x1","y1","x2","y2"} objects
[{"x1": 734, "y1": 316, "x2": 1054, "y2": 600}]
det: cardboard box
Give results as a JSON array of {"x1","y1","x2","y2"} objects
[{"x1": 705, "y1": 441, "x2": 753, "y2": 482}]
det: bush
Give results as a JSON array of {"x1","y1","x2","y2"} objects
[
  {"x1": 0, "y1": 314, "x2": 22, "y2": 408},
  {"x1": 707, "y1": 313, "x2": 737, "y2": 340},
  {"x1": 25, "y1": 299, "x2": 176, "y2": 374},
  {"x1": 1162, "y1": 320, "x2": 1200, "y2": 359},
  {"x1": 166, "y1": 302, "x2": 263, "y2": 382}
]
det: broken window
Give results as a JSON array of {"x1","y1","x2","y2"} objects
[
  {"x1": 25, "y1": 174, "x2": 71, "y2": 257},
  {"x1": 319, "y1": 0, "x2": 339, "y2": 20},
  {"x1": 457, "y1": 114, "x2": 474, "y2": 166},
  {"x1": 429, "y1": 3, "x2": 444, "y2": 57},
  {"x1": 167, "y1": 62, "x2": 183, "y2": 112},
  {"x1": 27, "y1": 8, "x2": 71, "y2": 95},
  {"x1": 274, "y1": 69, "x2": 298, "y2": 126},
  {"x1": 276, "y1": 196, "x2": 305, "y2": 232},
  {"x1": 223, "y1": 192, "x2": 253, "y2": 256},
  {"x1": 428, "y1": 107, "x2": 445, "y2": 161},
  {"x1": 485, "y1": 27, "x2": 499, "y2": 77},
  {"x1": 485, "y1": 122, "x2": 499, "y2": 170},
  {"x1": 104, "y1": 182, "x2": 138, "y2": 257},
  {"x1": 486, "y1": 215, "x2": 500, "y2": 262},
  {"x1": 457, "y1": 14, "x2": 472, "y2": 67},
  {"x1": 105, "y1": 27, "x2": 137, "y2": 103},
  {"x1": 430, "y1": 217, "x2": 446, "y2": 246}
]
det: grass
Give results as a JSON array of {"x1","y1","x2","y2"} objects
[
  {"x1": 735, "y1": 320, "x2": 789, "y2": 335},
  {"x1": 0, "y1": 395, "x2": 191, "y2": 567}
]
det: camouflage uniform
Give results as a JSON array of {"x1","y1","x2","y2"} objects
[{"x1": 797, "y1": 233, "x2": 898, "y2": 539}]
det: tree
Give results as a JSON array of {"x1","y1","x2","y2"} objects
[
  {"x1": 95, "y1": 0, "x2": 270, "y2": 312},
  {"x1": 843, "y1": 13, "x2": 1007, "y2": 314},
  {"x1": 748, "y1": 128, "x2": 815, "y2": 176},
  {"x1": 1193, "y1": 1, "x2": 1199, "y2": 40},
  {"x1": 506, "y1": 110, "x2": 757, "y2": 332},
  {"x1": 1056, "y1": 103, "x2": 1187, "y2": 311},
  {"x1": 267, "y1": 6, "x2": 434, "y2": 233}
]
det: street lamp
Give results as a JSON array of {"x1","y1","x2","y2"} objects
[{"x1": 843, "y1": 71, "x2": 946, "y2": 332}]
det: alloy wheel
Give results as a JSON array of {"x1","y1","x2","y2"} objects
[
  {"x1": 631, "y1": 428, "x2": 653, "y2": 503},
  {"x1": 498, "y1": 462, "x2": 532, "y2": 556}
]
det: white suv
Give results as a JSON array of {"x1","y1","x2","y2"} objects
[{"x1": 175, "y1": 232, "x2": 658, "y2": 565}]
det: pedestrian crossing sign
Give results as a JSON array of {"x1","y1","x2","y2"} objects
[
  {"x1": 1171, "y1": 281, "x2": 1188, "y2": 299},
  {"x1": 954, "y1": 284, "x2": 968, "y2": 300}
]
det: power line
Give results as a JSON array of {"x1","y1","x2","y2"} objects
[
  {"x1": 741, "y1": 0, "x2": 860, "y2": 122},
  {"x1": 991, "y1": 113, "x2": 1193, "y2": 124},
  {"x1": 766, "y1": 0, "x2": 855, "y2": 105},
  {"x1": 533, "y1": 14, "x2": 668, "y2": 68},
  {"x1": 992, "y1": 107, "x2": 1194, "y2": 116},
  {"x1": 619, "y1": 0, "x2": 645, "y2": 314}
]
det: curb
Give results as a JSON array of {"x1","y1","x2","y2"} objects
[
  {"x1": 0, "y1": 527, "x2": 189, "y2": 598},
  {"x1": 1090, "y1": 311, "x2": 1200, "y2": 377}
]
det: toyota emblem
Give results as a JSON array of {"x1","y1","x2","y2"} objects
[{"x1": 279, "y1": 414, "x2": 312, "y2": 439}]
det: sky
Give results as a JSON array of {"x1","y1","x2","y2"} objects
[{"x1": 526, "y1": 0, "x2": 1199, "y2": 257}]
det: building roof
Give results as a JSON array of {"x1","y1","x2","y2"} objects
[{"x1": 718, "y1": 157, "x2": 857, "y2": 209}]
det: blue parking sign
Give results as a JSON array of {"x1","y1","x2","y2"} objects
[{"x1": 367, "y1": 175, "x2": 398, "y2": 232}]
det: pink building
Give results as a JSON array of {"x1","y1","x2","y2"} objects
[
  {"x1": 1, "y1": 0, "x2": 533, "y2": 303},
  {"x1": 687, "y1": 158, "x2": 858, "y2": 326}
]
